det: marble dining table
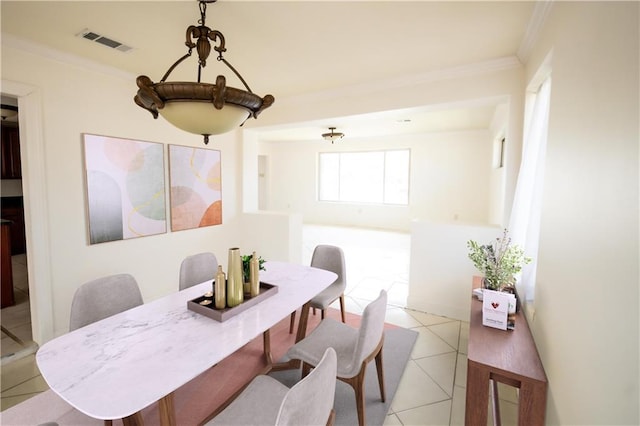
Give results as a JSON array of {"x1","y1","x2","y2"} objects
[{"x1": 35, "y1": 261, "x2": 337, "y2": 426}]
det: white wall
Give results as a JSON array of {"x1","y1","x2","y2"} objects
[
  {"x1": 407, "y1": 221, "x2": 500, "y2": 320},
  {"x1": 525, "y1": 2, "x2": 639, "y2": 424},
  {"x1": 1, "y1": 43, "x2": 298, "y2": 341}
]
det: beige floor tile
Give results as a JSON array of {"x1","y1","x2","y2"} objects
[
  {"x1": 391, "y1": 360, "x2": 450, "y2": 412},
  {"x1": 454, "y1": 353, "x2": 467, "y2": 389},
  {"x1": 343, "y1": 296, "x2": 366, "y2": 314},
  {"x1": 395, "y1": 400, "x2": 452, "y2": 426},
  {"x1": 347, "y1": 277, "x2": 391, "y2": 301},
  {"x1": 410, "y1": 327, "x2": 457, "y2": 358},
  {"x1": 494, "y1": 398, "x2": 518, "y2": 426},
  {"x1": 450, "y1": 385, "x2": 466, "y2": 425},
  {"x1": 428, "y1": 321, "x2": 461, "y2": 351},
  {"x1": 496, "y1": 382, "x2": 519, "y2": 404},
  {"x1": 415, "y1": 352, "x2": 457, "y2": 397},
  {"x1": 405, "y1": 310, "x2": 456, "y2": 327},
  {"x1": 1, "y1": 374, "x2": 48, "y2": 398},
  {"x1": 385, "y1": 307, "x2": 423, "y2": 329},
  {"x1": 383, "y1": 413, "x2": 403, "y2": 426},
  {"x1": 1, "y1": 391, "x2": 42, "y2": 412},
  {"x1": 386, "y1": 282, "x2": 408, "y2": 307},
  {"x1": 0, "y1": 355, "x2": 42, "y2": 392}
]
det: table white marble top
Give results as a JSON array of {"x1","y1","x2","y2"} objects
[{"x1": 36, "y1": 261, "x2": 337, "y2": 421}]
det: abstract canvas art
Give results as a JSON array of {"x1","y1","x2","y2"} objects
[
  {"x1": 169, "y1": 145, "x2": 222, "y2": 231},
  {"x1": 83, "y1": 134, "x2": 166, "y2": 244}
]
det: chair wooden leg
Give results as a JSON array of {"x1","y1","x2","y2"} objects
[
  {"x1": 301, "y1": 362, "x2": 312, "y2": 379},
  {"x1": 326, "y1": 409, "x2": 336, "y2": 426},
  {"x1": 375, "y1": 346, "x2": 386, "y2": 402},
  {"x1": 354, "y1": 370, "x2": 367, "y2": 426},
  {"x1": 321, "y1": 309, "x2": 326, "y2": 319},
  {"x1": 339, "y1": 294, "x2": 346, "y2": 323},
  {"x1": 289, "y1": 311, "x2": 296, "y2": 334},
  {"x1": 312, "y1": 307, "x2": 317, "y2": 315}
]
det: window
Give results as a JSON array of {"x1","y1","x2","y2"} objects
[{"x1": 318, "y1": 149, "x2": 410, "y2": 205}]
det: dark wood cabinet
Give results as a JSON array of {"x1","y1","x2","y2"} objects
[
  {"x1": 1, "y1": 123, "x2": 21, "y2": 179},
  {"x1": 1, "y1": 220, "x2": 15, "y2": 308},
  {"x1": 1, "y1": 198, "x2": 26, "y2": 255}
]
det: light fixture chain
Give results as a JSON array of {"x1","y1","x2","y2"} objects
[
  {"x1": 160, "y1": 51, "x2": 193, "y2": 82},
  {"x1": 218, "y1": 57, "x2": 253, "y2": 93}
]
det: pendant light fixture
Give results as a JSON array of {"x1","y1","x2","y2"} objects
[
  {"x1": 322, "y1": 127, "x2": 344, "y2": 144},
  {"x1": 134, "y1": 0, "x2": 274, "y2": 145}
]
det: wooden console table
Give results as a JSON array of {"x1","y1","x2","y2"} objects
[{"x1": 466, "y1": 287, "x2": 547, "y2": 425}]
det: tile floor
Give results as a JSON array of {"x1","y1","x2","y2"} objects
[{"x1": 1, "y1": 225, "x2": 519, "y2": 425}]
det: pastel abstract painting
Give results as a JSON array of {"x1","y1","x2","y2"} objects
[
  {"x1": 83, "y1": 134, "x2": 167, "y2": 244},
  {"x1": 169, "y1": 145, "x2": 222, "y2": 231}
]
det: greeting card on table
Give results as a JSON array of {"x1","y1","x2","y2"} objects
[{"x1": 482, "y1": 289, "x2": 515, "y2": 330}]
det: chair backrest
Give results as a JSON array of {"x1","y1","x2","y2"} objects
[
  {"x1": 179, "y1": 252, "x2": 218, "y2": 290},
  {"x1": 69, "y1": 273, "x2": 143, "y2": 331},
  {"x1": 310, "y1": 245, "x2": 346, "y2": 292},
  {"x1": 276, "y1": 347, "x2": 337, "y2": 426},
  {"x1": 349, "y1": 289, "x2": 387, "y2": 375}
]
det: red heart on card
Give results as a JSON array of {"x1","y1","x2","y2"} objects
[{"x1": 491, "y1": 302, "x2": 500, "y2": 309}]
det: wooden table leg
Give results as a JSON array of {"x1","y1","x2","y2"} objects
[
  {"x1": 159, "y1": 392, "x2": 176, "y2": 426},
  {"x1": 269, "y1": 301, "x2": 312, "y2": 372},
  {"x1": 121, "y1": 412, "x2": 144, "y2": 426},
  {"x1": 465, "y1": 360, "x2": 490, "y2": 426},
  {"x1": 295, "y1": 301, "x2": 311, "y2": 343},
  {"x1": 263, "y1": 329, "x2": 272, "y2": 366},
  {"x1": 518, "y1": 380, "x2": 547, "y2": 426}
]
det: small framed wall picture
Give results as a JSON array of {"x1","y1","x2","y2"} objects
[{"x1": 168, "y1": 144, "x2": 222, "y2": 231}]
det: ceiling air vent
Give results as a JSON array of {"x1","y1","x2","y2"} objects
[{"x1": 77, "y1": 29, "x2": 133, "y2": 53}]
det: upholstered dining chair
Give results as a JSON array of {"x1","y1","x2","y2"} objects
[
  {"x1": 179, "y1": 252, "x2": 219, "y2": 291},
  {"x1": 69, "y1": 273, "x2": 143, "y2": 331},
  {"x1": 206, "y1": 347, "x2": 338, "y2": 426},
  {"x1": 286, "y1": 290, "x2": 388, "y2": 426},
  {"x1": 289, "y1": 245, "x2": 347, "y2": 333},
  {"x1": 68, "y1": 273, "x2": 144, "y2": 426}
]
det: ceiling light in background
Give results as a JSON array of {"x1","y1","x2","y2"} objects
[
  {"x1": 322, "y1": 127, "x2": 344, "y2": 144},
  {"x1": 134, "y1": 0, "x2": 274, "y2": 145},
  {"x1": 0, "y1": 104, "x2": 18, "y2": 122}
]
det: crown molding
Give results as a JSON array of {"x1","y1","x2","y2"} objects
[
  {"x1": 517, "y1": 0, "x2": 554, "y2": 64},
  {"x1": 2, "y1": 34, "x2": 136, "y2": 82},
  {"x1": 279, "y1": 56, "x2": 522, "y2": 106}
]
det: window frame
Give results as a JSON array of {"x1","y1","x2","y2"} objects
[{"x1": 317, "y1": 148, "x2": 411, "y2": 206}]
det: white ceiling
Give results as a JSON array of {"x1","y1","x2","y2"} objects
[{"x1": 1, "y1": 1, "x2": 538, "y2": 142}]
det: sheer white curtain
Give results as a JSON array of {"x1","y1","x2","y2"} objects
[{"x1": 509, "y1": 76, "x2": 551, "y2": 302}]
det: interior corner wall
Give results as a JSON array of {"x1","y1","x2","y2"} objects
[
  {"x1": 1, "y1": 45, "x2": 295, "y2": 341},
  {"x1": 525, "y1": 2, "x2": 639, "y2": 424}
]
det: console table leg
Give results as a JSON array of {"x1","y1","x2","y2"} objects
[
  {"x1": 518, "y1": 380, "x2": 547, "y2": 426},
  {"x1": 491, "y1": 379, "x2": 501, "y2": 426},
  {"x1": 465, "y1": 361, "x2": 490, "y2": 426}
]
